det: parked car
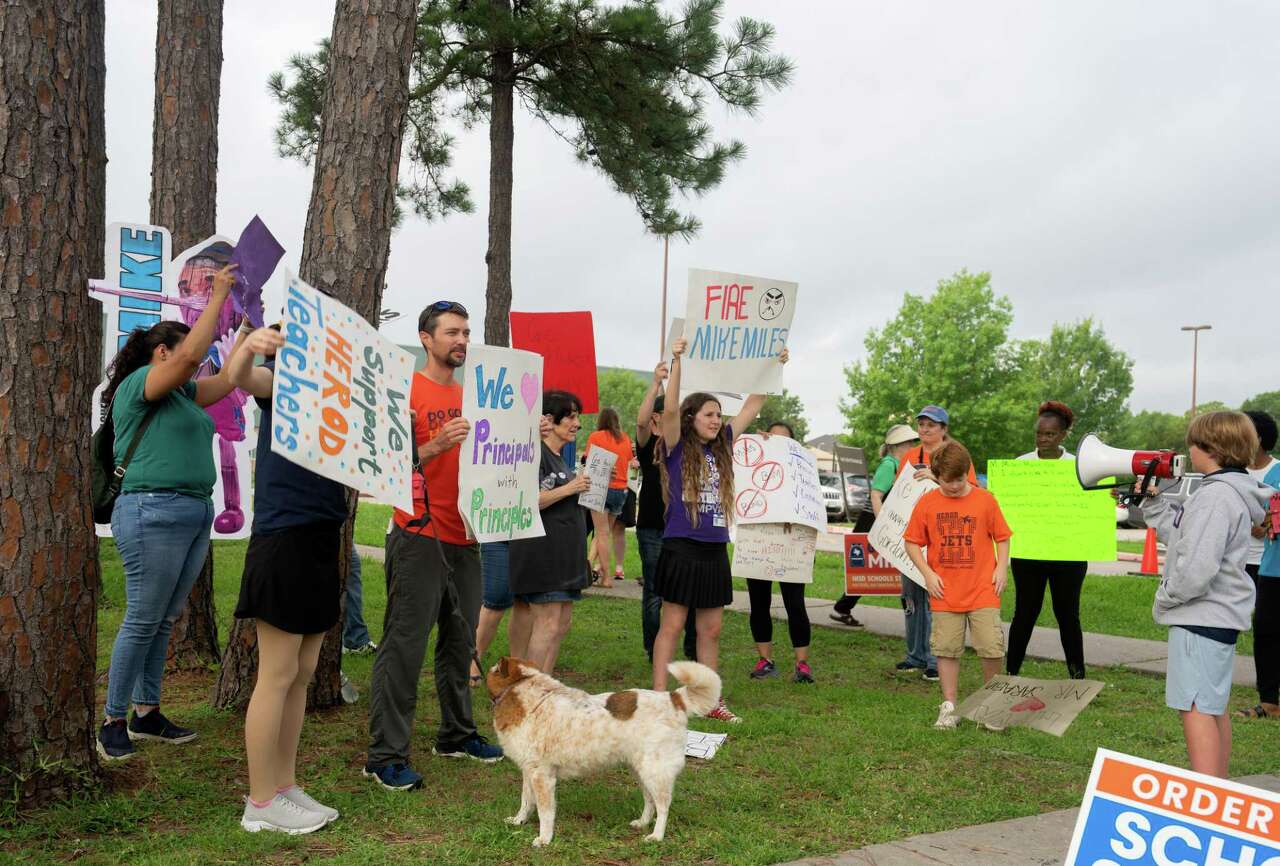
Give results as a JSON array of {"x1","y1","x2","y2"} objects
[
  {"x1": 1118, "y1": 472, "x2": 1205, "y2": 529},
  {"x1": 820, "y1": 471, "x2": 873, "y2": 527}
]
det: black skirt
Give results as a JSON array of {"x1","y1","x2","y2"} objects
[
  {"x1": 234, "y1": 520, "x2": 342, "y2": 635},
  {"x1": 654, "y1": 536, "x2": 733, "y2": 609}
]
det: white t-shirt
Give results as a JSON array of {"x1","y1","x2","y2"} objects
[
  {"x1": 1017, "y1": 449, "x2": 1074, "y2": 460},
  {"x1": 1247, "y1": 458, "x2": 1278, "y2": 565}
]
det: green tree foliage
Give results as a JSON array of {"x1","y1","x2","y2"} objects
[
  {"x1": 746, "y1": 389, "x2": 809, "y2": 441},
  {"x1": 1110, "y1": 410, "x2": 1190, "y2": 454},
  {"x1": 576, "y1": 367, "x2": 649, "y2": 453},
  {"x1": 1242, "y1": 390, "x2": 1280, "y2": 426}
]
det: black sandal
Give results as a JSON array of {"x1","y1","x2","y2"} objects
[
  {"x1": 828, "y1": 612, "x2": 862, "y2": 627},
  {"x1": 1234, "y1": 704, "x2": 1280, "y2": 720}
]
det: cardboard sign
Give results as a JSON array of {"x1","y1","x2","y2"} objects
[
  {"x1": 987, "y1": 459, "x2": 1116, "y2": 561},
  {"x1": 731, "y1": 433, "x2": 827, "y2": 532},
  {"x1": 844, "y1": 533, "x2": 901, "y2": 595},
  {"x1": 457, "y1": 344, "x2": 546, "y2": 542},
  {"x1": 956, "y1": 675, "x2": 1103, "y2": 737},
  {"x1": 509, "y1": 311, "x2": 599, "y2": 413},
  {"x1": 88, "y1": 223, "x2": 256, "y2": 539},
  {"x1": 1064, "y1": 749, "x2": 1280, "y2": 865},
  {"x1": 681, "y1": 269, "x2": 796, "y2": 395},
  {"x1": 578, "y1": 447, "x2": 617, "y2": 512},
  {"x1": 664, "y1": 317, "x2": 684, "y2": 361},
  {"x1": 731, "y1": 523, "x2": 816, "y2": 583},
  {"x1": 867, "y1": 470, "x2": 937, "y2": 588},
  {"x1": 270, "y1": 271, "x2": 414, "y2": 510}
]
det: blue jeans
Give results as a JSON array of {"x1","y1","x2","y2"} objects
[
  {"x1": 901, "y1": 576, "x2": 936, "y2": 670},
  {"x1": 480, "y1": 541, "x2": 513, "y2": 611},
  {"x1": 637, "y1": 527, "x2": 696, "y2": 659},
  {"x1": 106, "y1": 491, "x2": 213, "y2": 718},
  {"x1": 344, "y1": 545, "x2": 373, "y2": 649}
]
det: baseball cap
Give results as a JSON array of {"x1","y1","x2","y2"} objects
[
  {"x1": 884, "y1": 424, "x2": 919, "y2": 446},
  {"x1": 916, "y1": 405, "x2": 949, "y2": 425}
]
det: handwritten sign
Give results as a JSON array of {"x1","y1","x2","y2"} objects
[
  {"x1": 681, "y1": 269, "x2": 796, "y2": 395},
  {"x1": 730, "y1": 433, "x2": 827, "y2": 532},
  {"x1": 956, "y1": 674, "x2": 1103, "y2": 737},
  {"x1": 270, "y1": 271, "x2": 414, "y2": 510},
  {"x1": 731, "y1": 523, "x2": 816, "y2": 583},
  {"x1": 844, "y1": 533, "x2": 901, "y2": 595},
  {"x1": 509, "y1": 311, "x2": 599, "y2": 413},
  {"x1": 1064, "y1": 749, "x2": 1280, "y2": 865},
  {"x1": 457, "y1": 344, "x2": 546, "y2": 542},
  {"x1": 578, "y1": 447, "x2": 617, "y2": 512},
  {"x1": 685, "y1": 730, "x2": 728, "y2": 760},
  {"x1": 987, "y1": 459, "x2": 1115, "y2": 561},
  {"x1": 867, "y1": 470, "x2": 936, "y2": 588}
]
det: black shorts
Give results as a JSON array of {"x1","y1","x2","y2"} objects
[
  {"x1": 653, "y1": 537, "x2": 733, "y2": 609},
  {"x1": 234, "y1": 521, "x2": 343, "y2": 635}
]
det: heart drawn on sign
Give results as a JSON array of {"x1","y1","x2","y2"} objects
[
  {"x1": 1010, "y1": 696, "x2": 1046, "y2": 713},
  {"x1": 520, "y1": 372, "x2": 540, "y2": 413}
]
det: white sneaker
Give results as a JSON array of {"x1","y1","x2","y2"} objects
[
  {"x1": 982, "y1": 718, "x2": 1006, "y2": 732},
  {"x1": 279, "y1": 785, "x2": 339, "y2": 824},
  {"x1": 240, "y1": 794, "x2": 328, "y2": 835},
  {"x1": 934, "y1": 700, "x2": 959, "y2": 730}
]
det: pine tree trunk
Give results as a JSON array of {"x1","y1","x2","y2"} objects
[
  {"x1": 213, "y1": 0, "x2": 415, "y2": 711},
  {"x1": 484, "y1": 0, "x2": 515, "y2": 348},
  {"x1": 151, "y1": 0, "x2": 225, "y2": 671},
  {"x1": 0, "y1": 0, "x2": 107, "y2": 809}
]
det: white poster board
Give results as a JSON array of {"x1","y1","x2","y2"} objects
[
  {"x1": 663, "y1": 317, "x2": 684, "y2": 361},
  {"x1": 731, "y1": 523, "x2": 817, "y2": 584},
  {"x1": 681, "y1": 269, "x2": 796, "y2": 395},
  {"x1": 269, "y1": 271, "x2": 414, "y2": 510},
  {"x1": 730, "y1": 433, "x2": 827, "y2": 532},
  {"x1": 956, "y1": 675, "x2": 1104, "y2": 737},
  {"x1": 456, "y1": 344, "x2": 546, "y2": 542},
  {"x1": 685, "y1": 730, "x2": 728, "y2": 760},
  {"x1": 578, "y1": 447, "x2": 617, "y2": 512},
  {"x1": 867, "y1": 470, "x2": 937, "y2": 588}
]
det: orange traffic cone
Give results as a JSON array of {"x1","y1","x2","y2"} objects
[{"x1": 1138, "y1": 526, "x2": 1160, "y2": 576}]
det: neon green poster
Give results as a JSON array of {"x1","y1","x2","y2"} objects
[{"x1": 987, "y1": 460, "x2": 1115, "y2": 561}]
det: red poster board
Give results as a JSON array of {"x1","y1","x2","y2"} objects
[
  {"x1": 844, "y1": 533, "x2": 900, "y2": 595},
  {"x1": 509, "y1": 311, "x2": 599, "y2": 413}
]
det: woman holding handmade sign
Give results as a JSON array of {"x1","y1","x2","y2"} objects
[
  {"x1": 651, "y1": 337, "x2": 787, "y2": 723},
  {"x1": 508, "y1": 391, "x2": 591, "y2": 674},
  {"x1": 1005, "y1": 401, "x2": 1090, "y2": 680},
  {"x1": 585, "y1": 408, "x2": 634, "y2": 586},
  {"x1": 97, "y1": 263, "x2": 248, "y2": 764}
]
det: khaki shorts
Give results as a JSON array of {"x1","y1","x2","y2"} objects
[{"x1": 930, "y1": 608, "x2": 1005, "y2": 659}]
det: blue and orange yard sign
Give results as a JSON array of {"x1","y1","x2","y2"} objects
[{"x1": 843, "y1": 533, "x2": 899, "y2": 595}]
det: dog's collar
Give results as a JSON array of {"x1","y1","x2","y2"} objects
[
  {"x1": 491, "y1": 680, "x2": 565, "y2": 715},
  {"x1": 491, "y1": 682, "x2": 519, "y2": 708}
]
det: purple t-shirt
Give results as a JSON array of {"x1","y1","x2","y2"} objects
[{"x1": 663, "y1": 425, "x2": 733, "y2": 543}]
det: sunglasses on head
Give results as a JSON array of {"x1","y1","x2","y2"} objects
[{"x1": 430, "y1": 300, "x2": 467, "y2": 316}]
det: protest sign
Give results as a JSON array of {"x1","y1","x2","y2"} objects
[
  {"x1": 456, "y1": 343, "x2": 546, "y2": 542},
  {"x1": 844, "y1": 533, "x2": 900, "y2": 595},
  {"x1": 681, "y1": 269, "x2": 796, "y2": 395},
  {"x1": 227, "y1": 215, "x2": 284, "y2": 328},
  {"x1": 269, "y1": 271, "x2": 414, "y2": 511},
  {"x1": 957, "y1": 675, "x2": 1103, "y2": 736},
  {"x1": 867, "y1": 470, "x2": 937, "y2": 587},
  {"x1": 578, "y1": 446, "x2": 617, "y2": 512},
  {"x1": 988, "y1": 459, "x2": 1116, "y2": 561},
  {"x1": 88, "y1": 223, "x2": 256, "y2": 539},
  {"x1": 1064, "y1": 748, "x2": 1280, "y2": 866},
  {"x1": 731, "y1": 523, "x2": 816, "y2": 583},
  {"x1": 731, "y1": 433, "x2": 827, "y2": 532},
  {"x1": 685, "y1": 731, "x2": 728, "y2": 760},
  {"x1": 664, "y1": 318, "x2": 684, "y2": 361},
  {"x1": 509, "y1": 311, "x2": 599, "y2": 413}
]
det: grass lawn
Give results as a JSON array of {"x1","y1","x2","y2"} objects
[{"x1": 4, "y1": 534, "x2": 1276, "y2": 866}]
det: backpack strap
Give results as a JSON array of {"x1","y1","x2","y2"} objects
[{"x1": 114, "y1": 401, "x2": 162, "y2": 482}]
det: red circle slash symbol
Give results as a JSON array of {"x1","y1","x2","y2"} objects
[
  {"x1": 734, "y1": 437, "x2": 765, "y2": 468},
  {"x1": 736, "y1": 489, "x2": 768, "y2": 519},
  {"x1": 752, "y1": 461, "x2": 784, "y2": 491}
]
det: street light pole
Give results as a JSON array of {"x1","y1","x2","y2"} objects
[{"x1": 1180, "y1": 324, "x2": 1212, "y2": 416}]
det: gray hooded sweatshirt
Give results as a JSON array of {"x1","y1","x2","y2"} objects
[{"x1": 1145, "y1": 469, "x2": 1271, "y2": 632}]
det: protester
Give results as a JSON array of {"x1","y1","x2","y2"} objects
[
  {"x1": 227, "y1": 325, "x2": 346, "y2": 834},
  {"x1": 365, "y1": 302, "x2": 502, "y2": 793},
  {"x1": 903, "y1": 441, "x2": 1012, "y2": 731},
  {"x1": 745, "y1": 422, "x2": 816, "y2": 684},
  {"x1": 508, "y1": 391, "x2": 591, "y2": 675},
  {"x1": 1140, "y1": 411, "x2": 1270, "y2": 776},
  {"x1": 634, "y1": 362, "x2": 697, "y2": 663},
  {"x1": 1006, "y1": 401, "x2": 1089, "y2": 680},
  {"x1": 831, "y1": 424, "x2": 919, "y2": 630},
  {"x1": 585, "y1": 408, "x2": 634, "y2": 585},
  {"x1": 894, "y1": 405, "x2": 977, "y2": 683},
  {"x1": 650, "y1": 337, "x2": 787, "y2": 723},
  {"x1": 97, "y1": 263, "x2": 245, "y2": 763},
  {"x1": 1236, "y1": 411, "x2": 1280, "y2": 720},
  {"x1": 342, "y1": 546, "x2": 377, "y2": 655}
]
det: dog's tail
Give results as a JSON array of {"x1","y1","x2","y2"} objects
[{"x1": 667, "y1": 662, "x2": 721, "y2": 717}]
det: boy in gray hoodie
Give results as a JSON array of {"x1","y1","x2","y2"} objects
[{"x1": 1141, "y1": 411, "x2": 1271, "y2": 778}]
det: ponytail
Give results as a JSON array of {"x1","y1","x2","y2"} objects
[{"x1": 102, "y1": 321, "x2": 191, "y2": 409}]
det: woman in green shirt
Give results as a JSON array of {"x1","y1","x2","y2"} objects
[{"x1": 97, "y1": 263, "x2": 245, "y2": 763}]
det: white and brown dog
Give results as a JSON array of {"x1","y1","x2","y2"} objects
[{"x1": 486, "y1": 656, "x2": 721, "y2": 847}]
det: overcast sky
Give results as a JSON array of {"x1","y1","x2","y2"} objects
[{"x1": 104, "y1": 1, "x2": 1279, "y2": 438}]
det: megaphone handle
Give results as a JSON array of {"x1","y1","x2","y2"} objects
[{"x1": 1138, "y1": 461, "x2": 1160, "y2": 497}]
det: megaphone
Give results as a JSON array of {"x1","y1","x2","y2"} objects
[{"x1": 1075, "y1": 433, "x2": 1186, "y2": 494}]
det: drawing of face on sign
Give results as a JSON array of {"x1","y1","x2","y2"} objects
[{"x1": 759, "y1": 287, "x2": 786, "y2": 321}]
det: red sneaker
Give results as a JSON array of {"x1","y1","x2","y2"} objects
[{"x1": 706, "y1": 698, "x2": 743, "y2": 724}]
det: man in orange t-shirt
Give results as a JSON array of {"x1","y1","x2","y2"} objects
[
  {"x1": 366, "y1": 302, "x2": 503, "y2": 791},
  {"x1": 903, "y1": 441, "x2": 1011, "y2": 731}
]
